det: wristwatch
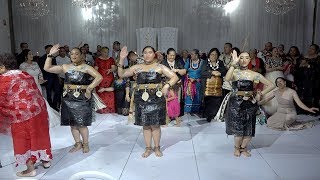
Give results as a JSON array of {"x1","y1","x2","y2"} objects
[{"x1": 47, "y1": 54, "x2": 54, "y2": 58}]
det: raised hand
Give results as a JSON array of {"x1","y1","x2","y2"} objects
[
  {"x1": 231, "y1": 50, "x2": 239, "y2": 66},
  {"x1": 49, "y1": 44, "x2": 60, "y2": 56},
  {"x1": 120, "y1": 46, "x2": 128, "y2": 61}
]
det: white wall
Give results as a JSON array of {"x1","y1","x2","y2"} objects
[{"x1": 0, "y1": 0, "x2": 11, "y2": 53}]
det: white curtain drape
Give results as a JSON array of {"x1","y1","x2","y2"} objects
[{"x1": 12, "y1": 0, "x2": 316, "y2": 55}]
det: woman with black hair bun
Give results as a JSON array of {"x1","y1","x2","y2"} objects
[{"x1": 259, "y1": 77, "x2": 318, "y2": 131}]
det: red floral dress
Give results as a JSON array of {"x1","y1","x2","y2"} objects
[
  {"x1": 95, "y1": 57, "x2": 116, "y2": 113},
  {"x1": 0, "y1": 70, "x2": 52, "y2": 166}
]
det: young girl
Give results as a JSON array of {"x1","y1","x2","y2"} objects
[{"x1": 166, "y1": 86, "x2": 181, "y2": 127}]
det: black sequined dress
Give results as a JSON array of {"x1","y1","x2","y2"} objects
[
  {"x1": 226, "y1": 80, "x2": 258, "y2": 136},
  {"x1": 134, "y1": 72, "x2": 166, "y2": 126},
  {"x1": 61, "y1": 70, "x2": 93, "y2": 126}
]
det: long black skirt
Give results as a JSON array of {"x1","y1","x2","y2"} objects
[
  {"x1": 61, "y1": 92, "x2": 93, "y2": 126},
  {"x1": 134, "y1": 90, "x2": 166, "y2": 126},
  {"x1": 225, "y1": 95, "x2": 258, "y2": 137}
]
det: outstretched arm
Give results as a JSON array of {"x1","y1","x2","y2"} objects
[
  {"x1": 292, "y1": 90, "x2": 319, "y2": 113},
  {"x1": 44, "y1": 44, "x2": 64, "y2": 74}
]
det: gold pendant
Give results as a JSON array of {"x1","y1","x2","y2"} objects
[
  {"x1": 156, "y1": 90, "x2": 163, "y2": 97},
  {"x1": 73, "y1": 91, "x2": 80, "y2": 98},
  {"x1": 142, "y1": 92, "x2": 149, "y2": 101}
]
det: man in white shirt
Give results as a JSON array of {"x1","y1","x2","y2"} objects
[
  {"x1": 55, "y1": 47, "x2": 70, "y2": 79},
  {"x1": 55, "y1": 47, "x2": 70, "y2": 109},
  {"x1": 219, "y1": 42, "x2": 233, "y2": 69}
]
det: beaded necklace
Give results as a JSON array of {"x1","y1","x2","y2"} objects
[{"x1": 207, "y1": 59, "x2": 219, "y2": 70}]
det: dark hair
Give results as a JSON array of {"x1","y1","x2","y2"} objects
[
  {"x1": 279, "y1": 44, "x2": 284, "y2": 49},
  {"x1": 310, "y1": 44, "x2": 319, "y2": 54},
  {"x1": 225, "y1": 43, "x2": 232, "y2": 48},
  {"x1": 21, "y1": 49, "x2": 31, "y2": 61},
  {"x1": 167, "y1": 48, "x2": 176, "y2": 55},
  {"x1": 287, "y1": 46, "x2": 300, "y2": 57},
  {"x1": 100, "y1": 46, "x2": 109, "y2": 51},
  {"x1": 83, "y1": 43, "x2": 89, "y2": 47},
  {"x1": 44, "y1": 45, "x2": 53, "y2": 50},
  {"x1": 142, "y1": 46, "x2": 156, "y2": 54},
  {"x1": 113, "y1": 41, "x2": 120, "y2": 45},
  {"x1": 267, "y1": 42, "x2": 273, "y2": 46},
  {"x1": 232, "y1": 47, "x2": 240, "y2": 56},
  {"x1": 192, "y1": 49, "x2": 200, "y2": 58},
  {"x1": 207, "y1": 48, "x2": 221, "y2": 58},
  {"x1": 275, "y1": 77, "x2": 293, "y2": 88},
  {"x1": 20, "y1": 42, "x2": 27, "y2": 48},
  {"x1": 128, "y1": 51, "x2": 136, "y2": 57},
  {"x1": 0, "y1": 53, "x2": 17, "y2": 70},
  {"x1": 271, "y1": 47, "x2": 278, "y2": 51}
]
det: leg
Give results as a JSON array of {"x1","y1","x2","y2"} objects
[
  {"x1": 240, "y1": 136, "x2": 252, "y2": 157},
  {"x1": 234, "y1": 136, "x2": 243, "y2": 157},
  {"x1": 151, "y1": 125, "x2": 162, "y2": 157},
  {"x1": 16, "y1": 159, "x2": 36, "y2": 177},
  {"x1": 175, "y1": 117, "x2": 181, "y2": 127},
  {"x1": 142, "y1": 126, "x2": 153, "y2": 158},
  {"x1": 69, "y1": 126, "x2": 82, "y2": 153},
  {"x1": 78, "y1": 126, "x2": 90, "y2": 153}
]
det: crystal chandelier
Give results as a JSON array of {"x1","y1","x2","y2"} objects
[
  {"x1": 204, "y1": 0, "x2": 234, "y2": 8},
  {"x1": 72, "y1": 0, "x2": 98, "y2": 9},
  {"x1": 265, "y1": 0, "x2": 296, "y2": 15},
  {"x1": 83, "y1": 0, "x2": 120, "y2": 32},
  {"x1": 17, "y1": 0, "x2": 49, "y2": 19}
]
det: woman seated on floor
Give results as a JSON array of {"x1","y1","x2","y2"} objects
[{"x1": 259, "y1": 77, "x2": 319, "y2": 131}]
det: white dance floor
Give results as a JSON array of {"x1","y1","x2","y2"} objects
[{"x1": 0, "y1": 113, "x2": 320, "y2": 180}]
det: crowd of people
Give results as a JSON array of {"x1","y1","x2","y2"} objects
[{"x1": 0, "y1": 40, "x2": 319, "y2": 177}]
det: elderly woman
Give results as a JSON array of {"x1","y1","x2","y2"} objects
[
  {"x1": 162, "y1": 48, "x2": 186, "y2": 125},
  {"x1": 0, "y1": 53, "x2": 52, "y2": 177},
  {"x1": 260, "y1": 77, "x2": 318, "y2": 130},
  {"x1": 201, "y1": 48, "x2": 226, "y2": 122},
  {"x1": 225, "y1": 50, "x2": 275, "y2": 157},
  {"x1": 44, "y1": 44, "x2": 103, "y2": 153},
  {"x1": 184, "y1": 49, "x2": 204, "y2": 114},
  {"x1": 118, "y1": 46, "x2": 178, "y2": 158}
]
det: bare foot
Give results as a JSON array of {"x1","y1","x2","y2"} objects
[
  {"x1": 234, "y1": 146, "x2": 241, "y2": 157},
  {"x1": 82, "y1": 142, "x2": 90, "y2": 153},
  {"x1": 154, "y1": 146, "x2": 163, "y2": 157},
  {"x1": 69, "y1": 142, "x2": 82, "y2": 153},
  {"x1": 142, "y1": 147, "x2": 153, "y2": 158},
  {"x1": 240, "y1": 147, "x2": 251, "y2": 157},
  {"x1": 16, "y1": 170, "x2": 36, "y2": 177}
]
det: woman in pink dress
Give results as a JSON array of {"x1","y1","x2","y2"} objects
[
  {"x1": 94, "y1": 47, "x2": 117, "y2": 113},
  {"x1": 166, "y1": 87, "x2": 181, "y2": 127}
]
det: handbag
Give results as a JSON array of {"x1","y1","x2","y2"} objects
[{"x1": 92, "y1": 92, "x2": 107, "y2": 111}]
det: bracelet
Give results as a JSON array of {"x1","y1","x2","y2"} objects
[{"x1": 47, "y1": 54, "x2": 54, "y2": 58}]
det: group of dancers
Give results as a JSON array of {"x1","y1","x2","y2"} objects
[{"x1": 0, "y1": 44, "x2": 319, "y2": 177}]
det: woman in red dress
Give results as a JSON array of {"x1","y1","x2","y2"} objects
[
  {"x1": 0, "y1": 54, "x2": 52, "y2": 177},
  {"x1": 249, "y1": 49, "x2": 266, "y2": 91},
  {"x1": 94, "y1": 47, "x2": 117, "y2": 113}
]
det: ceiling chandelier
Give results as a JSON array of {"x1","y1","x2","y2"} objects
[
  {"x1": 17, "y1": 0, "x2": 49, "y2": 19},
  {"x1": 265, "y1": 0, "x2": 296, "y2": 15},
  {"x1": 82, "y1": 0, "x2": 120, "y2": 32},
  {"x1": 72, "y1": 0, "x2": 99, "y2": 9},
  {"x1": 204, "y1": 0, "x2": 234, "y2": 8}
]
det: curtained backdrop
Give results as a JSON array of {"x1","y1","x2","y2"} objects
[{"x1": 12, "y1": 0, "x2": 319, "y2": 55}]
